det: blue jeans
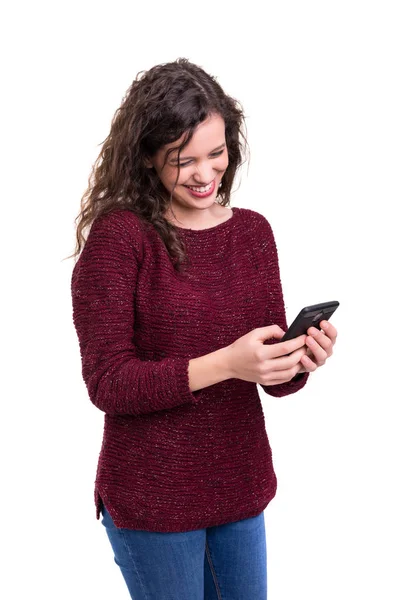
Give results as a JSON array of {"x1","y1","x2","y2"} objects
[{"x1": 101, "y1": 503, "x2": 267, "y2": 599}]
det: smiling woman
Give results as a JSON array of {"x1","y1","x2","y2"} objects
[{"x1": 69, "y1": 57, "x2": 337, "y2": 600}]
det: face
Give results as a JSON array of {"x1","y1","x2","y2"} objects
[{"x1": 145, "y1": 113, "x2": 229, "y2": 221}]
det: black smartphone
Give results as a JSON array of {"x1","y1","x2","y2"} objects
[{"x1": 280, "y1": 301, "x2": 339, "y2": 342}]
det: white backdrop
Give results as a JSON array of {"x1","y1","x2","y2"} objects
[{"x1": 2, "y1": 1, "x2": 399, "y2": 599}]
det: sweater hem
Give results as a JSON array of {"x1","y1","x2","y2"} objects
[{"x1": 95, "y1": 486, "x2": 276, "y2": 533}]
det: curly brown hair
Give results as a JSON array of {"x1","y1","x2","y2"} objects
[{"x1": 67, "y1": 57, "x2": 250, "y2": 272}]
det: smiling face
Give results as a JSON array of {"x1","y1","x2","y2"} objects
[{"x1": 145, "y1": 113, "x2": 229, "y2": 224}]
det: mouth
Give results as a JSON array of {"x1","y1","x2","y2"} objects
[{"x1": 183, "y1": 179, "x2": 216, "y2": 198}]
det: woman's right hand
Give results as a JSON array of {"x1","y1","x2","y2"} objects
[{"x1": 226, "y1": 325, "x2": 307, "y2": 386}]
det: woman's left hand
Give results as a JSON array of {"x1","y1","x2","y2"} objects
[{"x1": 298, "y1": 320, "x2": 337, "y2": 373}]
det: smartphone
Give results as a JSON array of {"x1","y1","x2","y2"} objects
[{"x1": 280, "y1": 301, "x2": 339, "y2": 342}]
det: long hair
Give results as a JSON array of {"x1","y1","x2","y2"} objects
[{"x1": 67, "y1": 57, "x2": 250, "y2": 272}]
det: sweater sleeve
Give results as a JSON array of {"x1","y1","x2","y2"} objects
[
  {"x1": 255, "y1": 213, "x2": 309, "y2": 398},
  {"x1": 71, "y1": 210, "x2": 205, "y2": 416}
]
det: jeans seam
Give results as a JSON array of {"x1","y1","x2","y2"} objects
[
  {"x1": 205, "y1": 540, "x2": 223, "y2": 600},
  {"x1": 119, "y1": 528, "x2": 150, "y2": 600}
]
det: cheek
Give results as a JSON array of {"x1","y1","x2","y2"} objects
[
  {"x1": 161, "y1": 167, "x2": 182, "y2": 189},
  {"x1": 217, "y1": 155, "x2": 229, "y2": 172}
]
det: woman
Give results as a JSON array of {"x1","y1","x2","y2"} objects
[{"x1": 70, "y1": 57, "x2": 337, "y2": 600}]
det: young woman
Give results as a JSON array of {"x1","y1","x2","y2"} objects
[{"x1": 70, "y1": 58, "x2": 337, "y2": 600}]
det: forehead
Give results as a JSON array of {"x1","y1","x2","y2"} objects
[{"x1": 164, "y1": 113, "x2": 226, "y2": 156}]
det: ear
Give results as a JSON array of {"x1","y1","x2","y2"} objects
[{"x1": 144, "y1": 156, "x2": 153, "y2": 169}]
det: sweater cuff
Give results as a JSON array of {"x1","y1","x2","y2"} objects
[{"x1": 172, "y1": 357, "x2": 206, "y2": 405}]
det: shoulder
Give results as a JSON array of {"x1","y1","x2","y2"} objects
[
  {"x1": 72, "y1": 210, "x2": 146, "y2": 286},
  {"x1": 89, "y1": 209, "x2": 144, "y2": 239},
  {"x1": 236, "y1": 207, "x2": 275, "y2": 237},
  {"x1": 90, "y1": 209, "x2": 144, "y2": 245},
  {"x1": 79, "y1": 209, "x2": 145, "y2": 265}
]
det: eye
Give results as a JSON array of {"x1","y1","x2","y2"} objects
[
  {"x1": 177, "y1": 150, "x2": 224, "y2": 168},
  {"x1": 210, "y1": 150, "x2": 224, "y2": 159}
]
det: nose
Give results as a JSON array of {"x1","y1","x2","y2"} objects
[{"x1": 192, "y1": 161, "x2": 216, "y2": 185}]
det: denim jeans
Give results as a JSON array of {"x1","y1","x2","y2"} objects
[{"x1": 101, "y1": 503, "x2": 267, "y2": 599}]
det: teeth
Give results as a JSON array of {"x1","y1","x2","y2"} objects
[{"x1": 187, "y1": 181, "x2": 213, "y2": 193}]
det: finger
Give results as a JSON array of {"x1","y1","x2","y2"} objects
[
  {"x1": 266, "y1": 377, "x2": 294, "y2": 386},
  {"x1": 305, "y1": 335, "x2": 328, "y2": 366},
  {"x1": 258, "y1": 324, "x2": 286, "y2": 341},
  {"x1": 264, "y1": 365, "x2": 301, "y2": 385},
  {"x1": 268, "y1": 346, "x2": 307, "y2": 372},
  {"x1": 300, "y1": 353, "x2": 318, "y2": 372},
  {"x1": 268, "y1": 335, "x2": 307, "y2": 358},
  {"x1": 267, "y1": 360, "x2": 309, "y2": 384},
  {"x1": 307, "y1": 327, "x2": 333, "y2": 355},
  {"x1": 320, "y1": 320, "x2": 337, "y2": 344}
]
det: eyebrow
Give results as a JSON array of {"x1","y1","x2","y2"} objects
[{"x1": 169, "y1": 143, "x2": 226, "y2": 163}]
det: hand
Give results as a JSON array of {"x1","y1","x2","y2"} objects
[
  {"x1": 297, "y1": 320, "x2": 337, "y2": 373},
  {"x1": 226, "y1": 325, "x2": 308, "y2": 386}
]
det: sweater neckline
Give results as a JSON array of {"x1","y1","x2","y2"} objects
[{"x1": 174, "y1": 206, "x2": 238, "y2": 234}]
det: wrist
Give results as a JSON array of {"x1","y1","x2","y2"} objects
[
  {"x1": 188, "y1": 346, "x2": 233, "y2": 392},
  {"x1": 218, "y1": 345, "x2": 235, "y2": 380}
]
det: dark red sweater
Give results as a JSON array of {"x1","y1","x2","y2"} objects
[{"x1": 71, "y1": 206, "x2": 308, "y2": 532}]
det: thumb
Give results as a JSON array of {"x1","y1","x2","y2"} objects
[{"x1": 258, "y1": 324, "x2": 285, "y2": 343}]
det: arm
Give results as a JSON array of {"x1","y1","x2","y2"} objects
[
  {"x1": 256, "y1": 214, "x2": 309, "y2": 397},
  {"x1": 189, "y1": 346, "x2": 233, "y2": 391},
  {"x1": 71, "y1": 211, "x2": 227, "y2": 416}
]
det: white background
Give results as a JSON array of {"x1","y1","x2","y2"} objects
[{"x1": 2, "y1": 1, "x2": 399, "y2": 598}]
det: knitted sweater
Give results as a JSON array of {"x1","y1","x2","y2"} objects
[{"x1": 71, "y1": 206, "x2": 309, "y2": 532}]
